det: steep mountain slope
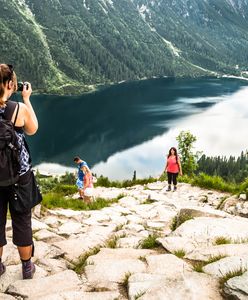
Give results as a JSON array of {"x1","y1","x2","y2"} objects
[{"x1": 0, "y1": 0, "x2": 247, "y2": 94}]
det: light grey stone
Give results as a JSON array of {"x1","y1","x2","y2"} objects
[
  {"x1": 32, "y1": 219, "x2": 49, "y2": 231},
  {"x1": 85, "y1": 248, "x2": 155, "y2": 285},
  {"x1": 118, "y1": 196, "x2": 139, "y2": 207},
  {"x1": 34, "y1": 241, "x2": 65, "y2": 261},
  {"x1": 186, "y1": 244, "x2": 248, "y2": 261},
  {"x1": 36, "y1": 291, "x2": 121, "y2": 300},
  {"x1": 128, "y1": 272, "x2": 222, "y2": 300},
  {"x1": 158, "y1": 236, "x2": 197, "y2": 254},
  {"x1": 173, "y1": 217, "x2": 248, "y2": 244},
  {"x1": 0, "y1": 294, "x2": 16, "y2": 300},
  {"x1": 0, "y1": 264, "x2": 47, "y2": 293},
  {"x1": 7, "y1": 270, "x2": 81, "y2": 299},
  {"x1": 239, "y1": 194, "x2": 247, "y2": 201},
  {"x1": 203, "y1": 256, "x2": 248, "y2": 277},
  {"x1": 146, "y1": 254, "x2": 192, "y2": 275},
  {"x1": 53, "y1": 226, "x2": 114, "y2": 262},
  {"x1": 34, "y1": 229, "x2": 65, "y2": 243},
  {"x1": 57, "y1": 222, "x2": 84, "y2": 236},
  {"x1": 36, "y1": 258, "x2": 69, "y2": 275},
  {"x1": 224, "y1": 271, "x2": 248, "y2": 300},
  {"x1": 117, "y1": 237, "x2": 143, "y2": 248}
]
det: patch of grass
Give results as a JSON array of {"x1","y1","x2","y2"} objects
[
  {"x1": 191, "y1": 173, "x2": 237, "y2": 193},
  {"x1": 134, "y1": 291, "x2": 146, "y2": 299},
  {"x1": 214, "y1": 236, "x2": 248, "y2": 245},
  {"x1": 73, "y1": 247, "x2": 100, "y2": 274},
  {"x1": 170, "y1": 216, "x2": 178, "y2": 231},
  {"x1": 116, "y1": 193, "x2": 125, "y2": 200},
  {"x1": 193, "y1": 262, "x2": 205, "y2": 273},
  {"x1": 42, "y1": 193, "x2": 118, "y2": 211},
  {"x1": 138, "y1": 256, "x2": 147, "y2": 263},
  {"x1": 216, "y1": 196, "x2": 228, "y2": 210},
  {"x1": 139, "y1": 233, "x2": 160, "y2": 249},
  {"x1": 192, "y1": 255, "x2": 227, "y2": 273},
  {"x1": 105, "y1": 236, "x2": 118, "y2": 248},
  {"x1": 219, "y1": 267, "x2": 247, "y2": 288},
  {"x1": 170, "y1": 214, "x2": 194, "y2": 231},
  {"x1": 214, "y1": 236, "x2": 232, "y2": 245},
  {"x1": 173, "y1": 249, "x2": 186, "y2": 258},
  {"x1": 52, "y1": 184, "x2": 77, "y2": 195},
  {"x1": 114, "y1": 224, "x2": 125, "y2": 232},
  {"x1": 121, "y1": 272, "x2": 133, "y2": 291}
]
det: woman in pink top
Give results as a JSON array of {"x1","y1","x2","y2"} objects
[{"x1": 164, "y1": 147, "x2": 183, "y2": 191}]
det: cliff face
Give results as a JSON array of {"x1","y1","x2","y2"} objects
[{"x1": 1, "y1": 0, "x2": 248, "y2": 94}]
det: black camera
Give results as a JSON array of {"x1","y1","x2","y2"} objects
[{"x1": 17, "y1": 81, "x2": 29, "y2": 92}]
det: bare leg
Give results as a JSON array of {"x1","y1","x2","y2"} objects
[
  {"x1": 18, "y1": 245, "x2": 33, "y2": 260},
  {"x1": 84, "y1": 196, "x2": 91, "y2": 204},
  {"x1": 0, "y1": 247, "x2": 3, "y2": 258},
  {"x1": 79, "y1": 189, "x2": 84, "y2": 198}
]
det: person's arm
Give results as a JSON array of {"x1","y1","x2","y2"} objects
[
  {"x1": 22, "y1": 83, "x2": 38, "y2": 135},
  {"x1": 178, "y1": 158, "x2": 183, "y2": 176},
  {"x1": 84, "y1": 173, "x2": 90, "y2": 190}
]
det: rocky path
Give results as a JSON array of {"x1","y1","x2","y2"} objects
[{"x1": 1, "y1": 182, "x2": 248, "y2": 300}]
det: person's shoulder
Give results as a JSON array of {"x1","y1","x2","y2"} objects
[{"x1": 80, "y1": 161, "x2": 88, "y2": 167}]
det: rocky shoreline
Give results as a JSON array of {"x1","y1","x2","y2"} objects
[{"x1": 0, "y1": 182, "x2": 247, "y2": 299}]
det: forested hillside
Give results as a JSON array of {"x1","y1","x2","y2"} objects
[{"x1": 0, "y1": 0, "x2": 248, "y2": 94}]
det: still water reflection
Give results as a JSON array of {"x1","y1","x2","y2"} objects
[{"x1": 13, "y1": 77, "x2": 248, "y2": 179}]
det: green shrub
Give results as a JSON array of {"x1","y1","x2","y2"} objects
[
  {"x1": 191, "y1": 173, "x2": 237, "y2": 193},
  {"x1": 59, "y1": 172, "x2": 76, "y2": 185},
  {"x1": 52, "y1": 184, "x2": 77, "y2": 195}
]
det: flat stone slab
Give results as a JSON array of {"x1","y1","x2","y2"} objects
[
  {"x1": 146, "y1": 254, "x2": 192, "y2": 276},
  {"x1": 186, "y1": 244, "x2": 248, "y2": 261},
  {"x1": 57, "y1": 222, "x2": 84, "y2": 236},
  {"x1": 173, "y1": 217, "x2": 248, "y2": 244},
  {"x1": 37, "y1": 291, "x2": 121, "y2": 300},
  {"x1": 203, "y1": 256, "x2": 248, "y2": 277},
  {"x1": 0, "y1": 294, "x2": 16, "y2": 300},
  {"x1": 6, "y1": 270, "x2": 81, "y2": 299},
  {"x1": 85, "y1": 248, "x2": 155, "y2": 284},
  {"x1": 53, "y1": 225, "x2": 114, "y2": 261},
  {"x1": 0, "y1": 264, "x2": 47, "y2": 293},
  {"x1": 158, "y1": 236, "x2": 198, "y2": 254},
  {"x1": 128, "y1": 272, "x2": 222, "y2": 300},
  {"x1": 224, "y1": 271, "x2": 248, "y2": 300},
  {"x1": 34, "y1": 229, "x2": 65, "y2": 243}
]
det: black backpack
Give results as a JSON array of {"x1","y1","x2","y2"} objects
[{"x1": 0, "y1": 101, "x2": 20, "y2": 186}]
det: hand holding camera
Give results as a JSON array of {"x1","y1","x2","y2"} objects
[{"x1": 17, "y1": 81, "x2": 32, "y2": 102}]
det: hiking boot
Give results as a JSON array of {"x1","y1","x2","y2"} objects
[
  {"x1": 22, "y1": 260, "x2": 35, "y2": 280},
  {"x1": 166, "y1": 186, "x2": 171, "y2": 192},
  {"x1": 173, "y1": 186, "x2": 177, "y2": 192},
  {"x1": 0, "y1": 262, "x2": 6, "y2": 277}
]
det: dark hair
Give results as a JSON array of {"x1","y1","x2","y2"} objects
[
  {"x1": 73, "y1": 156, "x2": 81, "y2": 162},
  {"x1": 0, "y1": 64, "x2": 15, "y2": 107},
  {"x1": 168, "y1": 147, "x2": 178, "y2": 163}
]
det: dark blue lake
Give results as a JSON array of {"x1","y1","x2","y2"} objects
[{"x1": 14, "y1": 77, "x2": 248, "y2": 179}]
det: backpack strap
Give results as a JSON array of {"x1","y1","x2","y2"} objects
[{"x1": 3, "y1": 100, "x2": 19, "y2": 123}]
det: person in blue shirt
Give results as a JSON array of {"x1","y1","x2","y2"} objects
[{"x1": 73, "y1": 156, "x2": 88, "y2": 199}]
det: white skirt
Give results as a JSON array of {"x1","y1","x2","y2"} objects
[{"x1": 84, "y1": 188, "x2": 94, "y2": 197}]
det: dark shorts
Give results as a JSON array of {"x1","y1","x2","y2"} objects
[{"x1": 0, "y1": 170, "x2": 33, "y2": 247}]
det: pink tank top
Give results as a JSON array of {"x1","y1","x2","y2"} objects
[
  {"x1": 167, "y1": 156, "x2": 179, "y2": 173},
  {"x1": 84, "y1": 173, "x2": 94, "y2": 188}
]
